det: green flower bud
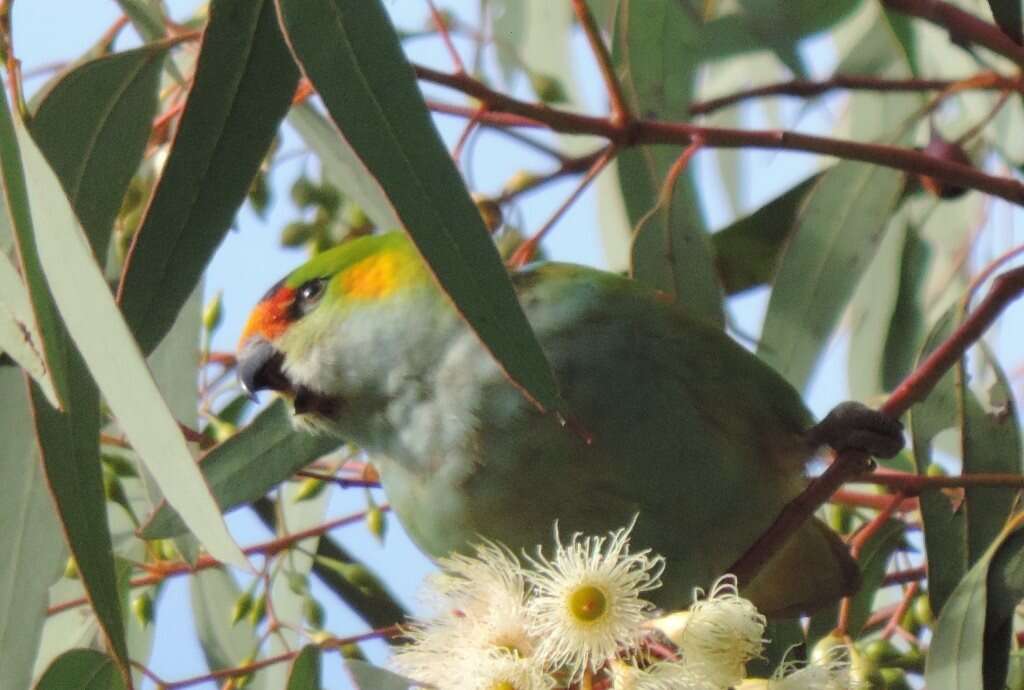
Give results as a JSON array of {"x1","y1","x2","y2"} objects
[
  {"x1": 291, "y1": 177, "x2": 317, "y2": 207},
  {"x1": 880, "y1": 667, "x2": 910, "y2": 690},
  {"x1": 913, "y1": 593, "x2": 934, "y2": 626},
  {"x1": 303, "y1": 596, "x2": 325, "y2": 629},
  {"x1": 528, "y1": 70, "x2": 568, "y2": 104},
  {"x1": 286, "y1": 572, "x2": 308, "y2": 596},
  {"x1": 863, "y1": 639, "x2": 901, "y2": 665},
  {"x1": 366, "y1": 493, "x2": 386, "y2": 543},
  {"x1": 471, "y1": 194, "x2": 503, "y2": 233},
  {"x1": 338, "y1": 642, "x2": 367, "y2": 661},
  {"x1": 341, "y1": 202, "x2": 370, "y2": 233},
  {"x1": 281, "y1": 221, "x2": 315, "y2": 248},
  {"x1": 101, "y1": 453, "x2": 138, "y2": 478},
  {"x1": 248, "y1": 172, "x2": 270, "y2": 217},
  {"x1": 103, "y1": 472, "x2": 128, "y2": 506},
  {"x1": 249, "y1": 593, "x2": 267, "y2": 626},
  {"x1": 131, "y1": 591, "x2": 154, "y2": 627},
  {"x1": 502, "y1": 170, "x2": 538, "y2": 196},
  {"x1": 203, "y1": 291, "x2": 223, "y2": 334},
  {"x1": 231, "y1": 591, "x2": 253, "y2": 626},
  {"x1": 294, "y1": 477, "x2": 327, "y2": 503}
]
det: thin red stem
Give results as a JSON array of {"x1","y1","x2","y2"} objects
[
  {"x1": 508, "y1": 145, "x2": 618, "y2": 267},
  {"x1": 571, "y1": 0, "x2": 631, "y2": 125}
]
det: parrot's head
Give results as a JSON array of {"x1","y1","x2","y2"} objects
[{"x1": 236, "y1": 232, "x2": 441, "y2": 434}]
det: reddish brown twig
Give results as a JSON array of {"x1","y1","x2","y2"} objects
[
  {"x1": 862, "y1": 471, "x2": 1024, "y2": 493},
  {"x1": 425, "y1": 0, "x2": 465, "y2": 74},
  {"x1": 881, "y1": 581, "x2": 920, "y2": 640},
  {"x1": 48, "y1": 508, "x2": 385, "y2": 616},
  {"x1": 731, "y1": 265, "x2": 1024, "y2": 586},
  {"x1": 571, "y1": 0, "x2": 631, "y2": 125},
  {"x1": 882, "y1": 0, "x2": 1024, "y2": 68},
  {"x1": 161, "y1": 625, "x2": 402, "y2": 689},
  {"x1": 416, "y1": 66, "x2": 1024, "y2": 206},
  {"x1": 689, "y1": 72, "x2": 1020, "y2": 115},
  {"x1": 882, "y1": 565, "x2": 928, "y2": 586},
  {"x1": 508, "y1": 145, "x2": 618, "y2": 267},
  {"x1": 835, "y1": 492, "x2": 907, "y2": 635}
]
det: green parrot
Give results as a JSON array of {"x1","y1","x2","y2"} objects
[{"x1": 237, "y1": 231, "x2": 903, "y2": 616}]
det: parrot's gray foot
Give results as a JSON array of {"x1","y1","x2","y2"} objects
[{"x1": 807, "y1": 401, "x2": 904, "y2": 459}]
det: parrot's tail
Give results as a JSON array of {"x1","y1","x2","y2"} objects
[{"x1": 741, "y1": 517, "x2": 859, "y2": 618}]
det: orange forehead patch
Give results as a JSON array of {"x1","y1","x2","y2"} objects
[
  {"x1": 239, "y1": 285, "x2": 295, "y2": 345},
  {"x1": 340, "y1": 251, "x2": 401, "y2": 300}
]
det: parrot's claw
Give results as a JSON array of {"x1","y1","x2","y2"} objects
[{"x1": 807, "y1": 401, "x2": 904, "y2": 459}]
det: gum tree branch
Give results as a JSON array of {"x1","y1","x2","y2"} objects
[
  {"x1": 731, "y1": 265, "x2": 1024, "y2": 585},
  {"x1": 415, "y1": 66, "x2": 1024, "y2": 206},
  {"x1": 881, "y1": 0, "x2": 1024, "y2": 68},
  {"x1": 689, "y1": 72, "x2": 1021, "y2": 115}
]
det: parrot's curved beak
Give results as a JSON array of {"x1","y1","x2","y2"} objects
[{"x1": 237, "y1": 336, "x2": 291, "y2": 400}]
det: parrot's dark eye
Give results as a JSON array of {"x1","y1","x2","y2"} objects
[{"x1": 294, "y1": 278, "x2": 326, "y2": 314}]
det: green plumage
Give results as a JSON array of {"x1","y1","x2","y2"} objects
[{"x1": 245, "y1": 232, "x2": 861, "y2": 615}]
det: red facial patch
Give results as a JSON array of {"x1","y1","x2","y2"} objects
[{"x1": 238, "y1": 284, "x2": 295, "y2": 347}]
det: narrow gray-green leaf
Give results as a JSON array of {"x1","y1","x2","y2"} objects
[
  {"x1": 987, "y1": 0, "x2": 1023, "y2": 46},
  {"x1": 926, "y1": 548, "x2": 990, "y2": 690},
  {"x1": 985, "y1": 522, "x2": 1024, "y2": 689},
  {"x1": 882, "y1": 224, "x2": 930, "y2": 389},
  {"x1": 910, "y1": 309, "x2": 966, "y2": 615},
  {"x1": 0, "y1": 79, "x2": 129, "y2": 682},
  {"x1": 118, "y1": 0, "x2": 299, "y2": 355},
  {"x1": 0, "y1": 369, "x2": 65, "y2": 690},
  {"x1": 286, "y1": 646, "x2": 321, "y2": 690},
  {"x1": 30, "y1": 43, "x2": 168, "y2": 260},
  {"x1": 926, "y1": 514, "x2": 1024, "y2": 690},
  {"x1": 140, "y1": 399, "x2": 339, "y2": 539},
  {"x1": 0, "y1": 251, "x2": 57, "y2": 403},
  {"x1": 758, "y1": 162, "x2": 905, "y2": 390},
  {"x1": 288, "y1": 103, "x2": 400, "y2": 232},
  {"x1": 191, "y1": 568, "x2": 265, "y2": 689},
  {"x1": 346, "y1": 660, "x2": 414, "y2": 690},
  {"x1": 0, "y1": 75, "x2": 67, "y2": 411},
  {"x1": 711, "y1": 174, "x2": 821, "y2": 295},
  {"x1": 959, "y1": 350, "x2": 1022, "y2": 565},
  {"x1": 614, "y1": 0, "x2": 723, "y2": 326},
  {"x1": 17, "y1": 116, "x2": 248, "y2": 569},
  {"x1": 276, "y1": 0, "x2": 564, "y2": 415},
  {"x1": 35, "y1": 649, "x2": 127, "y2": 690}
]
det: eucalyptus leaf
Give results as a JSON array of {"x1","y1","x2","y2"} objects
[
  {"x1": 34, "y1": 649, "x2": 127, "y2": 690},
  {"x1": 910, "y1": 309, "x2": 966, "y2": 615},
  {"x1": 614, "y1": 0, "x2": 722, "y2": 326},
  {"x1": 758, "y1": 162, "x2": 905, "y2": 391},
  {"x1": 29, "y1": 43, "x2": 168, "y2": 261},
  {"x1": 17, "y1": 111, "x2": 249, "y2": 569},
  {"x1": 117, "y1": 0, "x2": 299, "y2": 355},
  {"x1": 276, "y1": 0, "x2": 565, "y2": 416},
  {"x1": 286, "y1": 645, "x2": 321, "y2": 690},
  {"x1": 346, "y1": 659, "x2": 415, "y2": 690},
  {"x1": 0, "y1": 369, "x2": 65, "y2": 690}
]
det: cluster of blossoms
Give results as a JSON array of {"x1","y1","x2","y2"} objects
[{"x1": 391, "y1": 520, "x2": 855, "y2": 690}]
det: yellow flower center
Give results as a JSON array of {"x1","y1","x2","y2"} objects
[
  {"x1": 489, "y1": 682, "x2": 516, "y2": 690},
  {"x1": 569, "y1": 584, "x2": 608, "y2": 622}
]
